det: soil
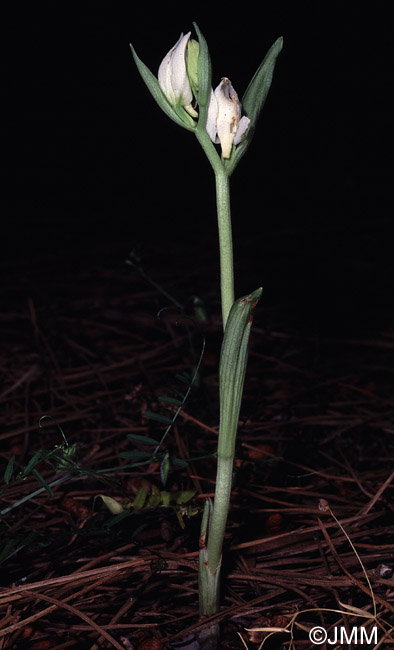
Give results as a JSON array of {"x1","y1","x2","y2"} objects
[{"x1": 1, "y1": 232, "x2": 394, "y2": 650}]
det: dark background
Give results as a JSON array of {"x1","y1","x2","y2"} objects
[{"x1": 4, "y1": 2, "x2": 393, "y2": 336}]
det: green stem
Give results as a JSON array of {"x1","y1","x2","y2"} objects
[
  {"x1": 195, "y1": 128, "x2": 256, "y2": 620},
  {"x1": 215, "y1": 171, "x2": 234, "y2": 329},
  {"x1": 195, "y1": 127, "x2": 234, "y2": 329}
]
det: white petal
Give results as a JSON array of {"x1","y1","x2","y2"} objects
[
  {"x1": 171, "y1": 32, "x2": 193, "y2": 105},
  {"x1": 158, "y1": 32, "x2": 193, "y2": 107},
  {"x1": 233, "y1": 116, "x2": 250, "y2": 145},
  {"x1": 158, "y1": 33, "x2": 184, "y2": 103},
  {"x1": 214, "y1": 79, "x2": 240, "y2": 158},
  {"x1": 205, "y1": 89, "x2": 218, "y2": 143}
]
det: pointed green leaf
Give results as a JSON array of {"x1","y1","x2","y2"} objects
[
  {"x1": 160, "y1": 490, "x2": 171, "y2": 506},
  {"x1": 4, "y1": 456, "x2": 15, "y2": 484},
  {"x1": 160, "y1": 451, "x2": 171, "y2": 486},
  {"x1": 0, "y1": 539, "x2": 18, "y2": 564},
  {"x1": 0, "y1": 533, "x2": 38, "y2": 564},
  {"x1": 97, "y1": 494, "x2": 124, "y2": 514},
  {"x1": 175, "y1": 489, "x2": 197, "y2": 505},
  {"x1": 144, "y1": 411, "x2": 173, "y2": 425},
  {"x1": 158, "y1": 396, "x2": 183, "y2": 407},
  {"x1": 32, "y1": 469, "x2": 54, "y2": 497},
  {"x1": 225, "y1": 37, "x2": 283, "y2": 175},
  {"x1": 242, "y1": 36, "x2": 283, "y2": 126},
  {"x1": 126, "y1": 433, "x2": 160, "y2": 446},
  {"x1": 23, "y1": 450, "x2": 44, "y2": 475},
  {"x1": 170, "y1": 457, "x2": 189, "y2": 468},
  {"x1": 130, "y1": 43, "x2": 196, "y2": 131},
  {"x1": 175, "y1": 373, "x2": 193, "y2": 386},
  {"x1": 218, "y1": 288, "x2": 263, "y2": 460},
  {"x1": 144, "y1": 485, "x2": 161, "y2": 508},
  {"x1": 133, "y1": 487, "x2": 148, "y2": 511}
]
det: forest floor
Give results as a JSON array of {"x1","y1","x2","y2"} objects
[{"x1": 1, "y1": 234, "x2": 394, "y2": 650}]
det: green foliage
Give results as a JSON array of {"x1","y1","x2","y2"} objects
[
  {"x1": 0, "y1": 532, "x2": 38, "y2": 564},
  {"x1": 218, "y1": 288, "x2": 263, "y2": 460},
  {"x1": 97, "y1": 484, "x2": 198, "y2": 531},
  {"x1": 160, "y1": 450, "x2": 171, "y2": 485},
  {"x1": 131, "y1": 485, "x2": 198, "y2": 529},
  {"x1": 3, "y1": 456, "x2": 15, "y2": 484},
  {"x1": 0, "y1": 420, "x2": 113, "y2": 520},
  {"x1": 242, "y1": 37, "x2": 284, "y2": 126}
]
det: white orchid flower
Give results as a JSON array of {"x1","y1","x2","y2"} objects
[
  {"x1": 158, "y1": 32, "x2": 198, "y2": 118},
  {"x1": 206, "y1": 78, "x2": 250, "y2": 158}
]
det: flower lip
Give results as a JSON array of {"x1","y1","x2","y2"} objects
[{"x1": 206, "y1": 77, "x2": 250, "y2": 158}]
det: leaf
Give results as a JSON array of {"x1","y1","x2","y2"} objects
[
  {"x1": 175, "y1": 373, "x2": 193, "y2": 386},
  {"x1": 160, "y1": 451, "x2": 171, "y2": 486},
  {"x1": 225, "y1": 37, "x2": 283, "y2": 175},
  {"x1": 129, "y1": 43, "x2": 195, "y2": 131},
  {"x1": 126, "y1": 433, "x2": 160, "y2": 445},
  {"x1": 160, "y1": 491, "x2": 171, "y2": 506},
  {"x1": 97, "y1": 495, "x2": 124, "y2": 515},
  {"x1": 0, "y1": 539, "x2": 18, "y2": 564},
  {"x1": 171, "y1": 457, "x2": 189, "y2": 468},
  {"x1": 337, "y1": 600, "x2": 375, "y2": 618},
  {"x1": 4, "y1": 455, "x2": 15, "y2": 484},
  {"x1": 172, "y1": 388, "x2": 187, "y2": 399},
  {"x1": 23, "y1": 450, "x2": 44, "y2": 475},
  {"x1": 146, "y1": 492, "x2": 162, "y2": 508},
  {"x1": 175, "y1": 489, "x2": 197, "y2": 505},
  {"x1": 242, "y1": 36, "x2": 283, "y2": 126},
  {"x1": 218, "y1": 288, "x2": 263, "y2": 461},
  {"x1": 32, "y1": 469, "x2": 54, "y2": 497},
  {"x1": 144, "y1": 411, "x2": 173, "y2": 425},
  {"x1": 133, "y1": 487, "x2": 148, "y2": 511},
  {"x1": 158, "y1": 396, "x2": 183, "y2": 407},
  {"x1": 0, "y1": 532, "x2": 38, "y2": 564}
]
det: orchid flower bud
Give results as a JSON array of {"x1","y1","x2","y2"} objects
[
  {"x1": 158, "y1": 32, "x2": 198, "y2": 118},
  {"x1": 206, "y1": 78, "x2": 250, "y2": 159}
]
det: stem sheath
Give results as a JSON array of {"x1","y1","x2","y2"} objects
[{"x1": 206, "y1": 456, "x2": 233, "y2": 572}]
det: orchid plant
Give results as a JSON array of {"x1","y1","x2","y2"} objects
[{"x1": 130, "y1": 23, "x2": 282, "y2": 624}]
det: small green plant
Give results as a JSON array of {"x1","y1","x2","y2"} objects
[{"x1": 130, "y1": 22, "x2": 282, "y2": 627}]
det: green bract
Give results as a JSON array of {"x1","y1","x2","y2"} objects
[
  {"x1": 225, "y1": 36, "x2": 284, "y2": 175},
  {"x1": 192, "y1": 22, "x2": 212, "y2": 127}
]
